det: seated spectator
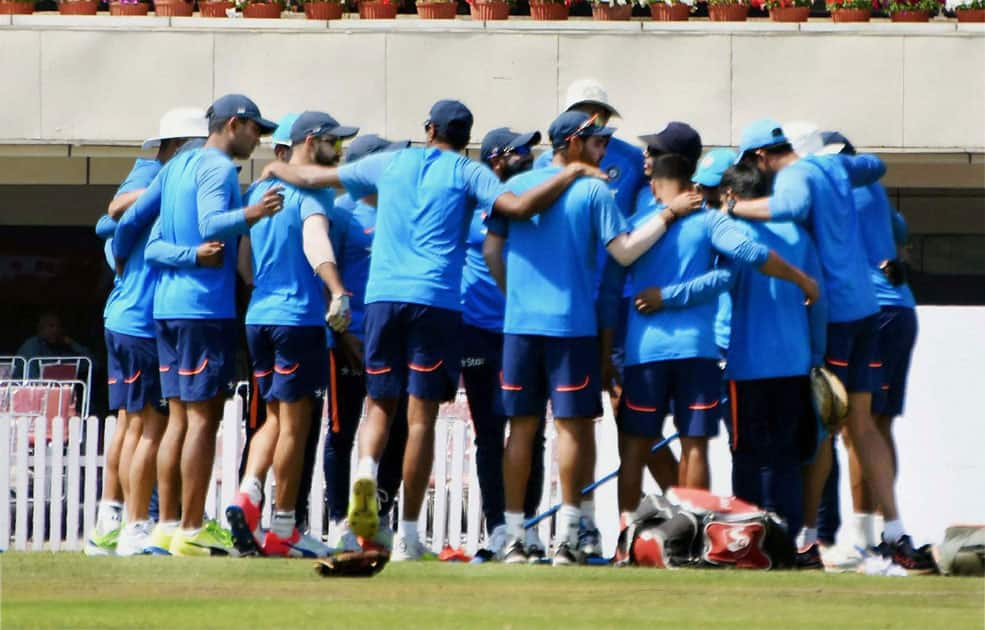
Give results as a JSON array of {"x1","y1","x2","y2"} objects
[{"x1": 15, "y1": 311, "x2": 95, "y2": 379}]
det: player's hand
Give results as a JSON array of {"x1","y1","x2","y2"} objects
[
  {"x1": 114, "y1": 258, "x2": 126, "y2": 277},
  {"x1": 257, "y1": 186, "x2": 284, "y2": 218},
  {"x1": 567, "y1": 162, "x2": 608, "y2": 182},
  {"x1": 196, "y1": 241, "x2": 225, "y2": 268},
  {"x1": 800, "y1": 275, "x2": 820, "y2": 306},
  {"x1": 601, "y1": 358, "x2": 622, "y2": 404},
  {"x1": 666, "y1": 191, "x2": 704, "y2": 218},
  {"x1": 260, "y1": 161, "x2": 284, "y2": 181},
  {"x1": 326, "y1": 293, "x2": 351, "y2": 333},
  {"x1": 634, "y1": 287, "x2": 664, "y2": 314}
]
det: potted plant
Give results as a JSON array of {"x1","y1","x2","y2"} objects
[
  {"x1": 199, "y1": 0, "x2": 235, "y2": 16},
  {"x1": 946, "y1": 0, "x2": 984, "y2": 20},
  {"x1": 763, "y1": 0, "x2": 810, "y2": 20},
  {"x1": 884, "y1": 0, "x2": 942, "y2": 20},
  {"x1": 468, "y1": 0, "x2": 509, "y2": 18},
  {"x1": 590, "y1": 0, "x2": 633, "y2": 19},
  {"x1": 109, "y1": 0, "x2": 150, "y2": 14},
  {"x1": 0, "y1": 0, "x2": 33, "y2": 13},
  {"x1": 417, "y1": 0, "x2": 457, "y2": 18},
  {"x1": 56, "y1": 0, "x2": 98, "y2": 14},
  {"x1": 529, "y1": 0, "x2": 569, "y2": 19},
  {"x1": 645, "y1": 0, "x2": 694, "y2": 20},
  {"x1": 237, "y1": 0, "x2": 283, "y2": 17},
  {"x1": 826, "y1": 0, "x2": 874, "y2": 21},
  {"x1": 154, "y1": 0, "x2": 194, "y2": 14},
  {"x1": 302, "y1": 0, "x2": 344, "y2": 17},
  {"x1": 706, "y1": 0, "x2": 749, "y2": 20},
  {"x1": 358, "y1": 0, "x2": 398, "y2": 17}
]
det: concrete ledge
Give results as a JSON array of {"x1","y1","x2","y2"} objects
[
  {"x1": 10, "y1": 13, "x2": 171, "y2": 28},
  {"x1": 170, "y1": 15, "x2": 329, "y2": 29},
  {"x1": 957, "y1": 22, "x2": 985, "y2": 33},
  {"x1": 642, "y1": 19, "x2": 797, "y2": 33},
  {"x1": 328, "y1": 16, "x2": 484, "y2": 30},
  {"x1": 485, "y1": 18, "x2": 642, "y2": 32},
  {"x1": 0, "y1": 14, "x2": 11, "y2": 26},
  {"x1": 799, "y1": 19, "x2": 957, "y2": 34}
]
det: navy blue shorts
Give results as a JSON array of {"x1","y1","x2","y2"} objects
[
  {"x1": 619, "y1": 358, "x2": 722, "y2": 438},
  {"x1": 155, "y1": 319, "x2": 237, "y2": 403},
  {"x1": 501, "y1": 334, "x2": 601, "y2": 419},
  {"x1": 363, "y1": 302, "x2": 462, "y2": 402},
  {"x1": 871, "y1": 306, "x2": 917, "y2": 417},
  {"x1": 246, "y1": 325, "x2": 328, "y2": 403},
  {"x1": 825, "y1": 314, "x2": 879, "y2": 394},
  {"x1": 105, "y1": 330, "x2": 166, "y2": 415},
  {"x1": 725, "y1": 376, "x2": 816, "y2": 463}
]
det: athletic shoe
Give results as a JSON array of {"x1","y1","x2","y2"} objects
[
  {"x1": 84, "y1": 524, "x2": 120, "y2": 557},
  {"x1": 524, "y1": 528, "x2": 547, "y2": 564},
  {"x1": 888, "y1": 535, "x2": 937, "y2": 574},
  {"x1": 577, "y1": 522, "x2": 604, "y2": 564},
  {"x1": 328, "y1": 521, "x2": 363, "y2": 553},
  {"x1": 372, "y1": 522, "x2": 394, "y2": 551},
  {"x1": 502, "y1": 537, "x2": 529, "y2": 565},
  {"x1": 116, "y1": 521, "x2": 153, "y2": 557},
  {"x1": 225, "y1": 492, "x2": 263, "y2": 557},
  {"x1": 169, "y1": 521, "x2": 237, "y2": 557},
  {"x1": 263, "y1": 528, "x2": 331, "y2": 558},
  {"x1": 820, "y1": 544, "x2": 863, "y2": 573},
  {"x1": 146, "y1": 523, "x2": 176, "y2": 555},
  {"x1": 795, "y1": 543, "x2": 823, "y2": 570},
  {"x1": 346, "y1": 476, "x2": 379, "y2": 540},
  {"x1": 552, "y1": 541, "x2": 580, "y2": 567},
  {"x1": 391, "y1": 534, "x2": 435, "y2": 562}
]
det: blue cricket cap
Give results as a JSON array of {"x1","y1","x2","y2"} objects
[
  {"x1": 207, "y1": 94, "x2": 277, "y2": 135},
  {"x1": 736, "y1": 118, "x2": 788, "y2": 163},
  {"x1": 290, "y1": 111, "x2": 359, "y2": 144},
  {"x1": 693, "y1": 148, "x2": 738, "y2": 187},
  {"x1": 639, "y1": 122, "x2": 703, "y2": 168},
  {"x1": 480, "y1": 128, "x2": 542, "y2": 163},
  {"x1": 548, "y1": 111, "x2": 615, "y2": 150},
  {"x1": 345, "y1": 134, "x2": 411, "y2": 164},
  {"x1": 271, "y1": 113, "x2": 300, "y2": 148},
  {"x1": 427, "y1": 100, "x2": 474, "y2": 146}
]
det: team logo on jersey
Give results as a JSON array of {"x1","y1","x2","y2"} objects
[{"x1": 607, "y1": 166, "x2": 621, "y2": 181}]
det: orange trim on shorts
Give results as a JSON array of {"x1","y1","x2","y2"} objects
[
  {"x1": 880, "y1": 384, "x2": 890, "y2": 391},
  {"x1": 159, "y1": 366, "x2": 170, "y2": 373},
  {"x1": 107, "y1": 377, "x2": 119, "y2": 385},
  {"x1": 366, "y1": 366, "x2": 391, "y2": 375},
  {"x1": 624, "y1": 399, "x2": 657, "y2": 413},
  {"x1": 555, "y1": 375, "x2": 590, "y2": 393},
  {"x1": 329, "y1": 351, "x2": 340, "y2": 434},
  {"x1": 123, "y1": 370, "x2": 141, "y2": 384},
  {"x1": 253, "y1": 368, "x2": 273, "y2": 378},
  {"x1": 688, "y1": 400, "x2": 719, "y2": 411},
  {"x1": 178, "y1": 358, "x2": 208, "y2": 376},
  {"x1": 499, "y1": 371, "x2": 523, "y2": 392},
  {"x1": 868, "y1": 362, "x2": 883, "y2": 368},
  {"x1": 274, "y1": 363, "x2": 300, "y2": 375},
  {"x1": 825, "y1": 357, "x2": 849, "y2": 367},
  {"x1": 408, "y1": 359, "x2": 444, "y2": 373},
  {"x1": 729, "y1": 380, "x2": 739, "y2": 451}
]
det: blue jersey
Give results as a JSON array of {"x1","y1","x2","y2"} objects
[
  {"x1": 768, "y1": 154, "x2": 884, "y2": 323},
  {"x1": 714, "y1": 293, "x2": 731, "y2": 352},
  {"x1": 100, "y1": 159, "x2": 162, "y2": 338},
  {"x1": 331, "y1": 193, "x2": 375, "y2": 341},
  {"x1": 146, "y1": 147, "x2": 249, "y2": 321},
  {"x1": 607, "y1": 209, "x2": 769, "y2": 366},
  {"x1": 244, "y1": 178, "x2": 333, "y2": 327},
  {"x1": 854, "y1": 183, "x2": 916, "y2": 308},
  {"x1": 339, "y1": 148, "x2": 505, "y2": 312},
  {"x1": 461, "y1": 207, "x2": 506, "y2": 332},
  {"x1": 498, "y1": 167, "x2": 629, "y2": 338}
]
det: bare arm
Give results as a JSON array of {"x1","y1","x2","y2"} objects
[
  {"x1": 606, "y1": 192, "x2": 703, "y2": 267},
  {"x1": 730, "y1": 197, "x2": 773, "y2": 221},
  {"x1": 482, "y1": 232, "x2": 507, "y2": 292},
  {"x1": 108, "y1": 189, "x2": 144, "y2": 220},
  {"x1": 263, "y1": 161, "x2": 342, "y2": 189},
  {"x1": 492, "y1": 163, "x2": 606, "y2": 221},
  {"x1": 302, "y1": 214, "x2": 345, "y2": 296},
  {"x1": 237, "y1": 235, "x2": 253, "y2": 288}
]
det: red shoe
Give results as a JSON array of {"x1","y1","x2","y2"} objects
[
  {"x1": 225, "y1": 492, "x2": 263, "y2": 556},
  {"x1": 262, "y1": 528, "x2": 331, "y2": 558}
]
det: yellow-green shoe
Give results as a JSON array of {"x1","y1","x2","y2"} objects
[
  {"x1": 84, "y1": 524, "x2": 120, "y2": 557},
  {"x1": 146, "y1": 523, "x2": 177, "y2": 556},
  {"x1": 169, "y1": 521, "x2": 238, "y2": 557},
  {"x1": 347, "y1": 476, "x2": 379, "y2": 540}
]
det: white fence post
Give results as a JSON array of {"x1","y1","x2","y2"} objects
[
  {"x1": 465, "y1": 434, "x2": 482, "y2": 556},
  {"x1": 66, "y1": 417, "x2": 81, "y2": 551},
  {"x1": 0, "y1": 415, "x2": 10, "y2": 551},
  {"x1": 220, "y1": 398, "x2": 242, "y2": 529},
  {"x1": 538, "y1": 420, "x2": 557, "y2": 548},
  {"x1": 31, "y1": 417, "x2": 46, "y2": 551},
  {"x1": 430, "y1": 417, "x2": 449, "y2": 554},
  {"x1": 83, "y1": 416, "x2": 102, "y2": 544},
  {"x1": 50, "y1": 417, "x2": 64, "y2": 552},
  {"x1": 308, "y1": 416, "x2": 327, "y2": 540},
  {"x1": 14, "y1": 418, "x2": 29, "y2": 551},
  {"x1": 447, "y1": 420, "x2": 466, "y2": 551}
]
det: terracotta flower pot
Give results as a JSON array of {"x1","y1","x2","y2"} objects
[
  {"x1": 529, "y1": 0, "x2": 568, "y2": 19},
  {"x1": 303, "y1": 0, "x2": 344, "y2": 17},
  {"x1": 469, "y1": 0, "x2": 508, "y2": 18},
  {"x1": 0, "y1": 1, "x2": 34, "y2": 13},
  {"x1": 154, "y1": 0, "x2": 194, "y2": 14},
  {"x1": 242, "y1": 1, "x2": 282, "y2": 16},
  {"x1": 109, "y1": 1, "x2": 150, "y2": 14},
  {"x1": 57, "y1": 0, "x2": 98, "y2": 13},
  {"x1": 359, "y1": 0, "x2": 397, "y2": 17},
  {"x1": 417, "y1": 1, "x2": 457, "y2": 17},
  {"x1": 707, "y1": 2, "x2": 748, "y2": 19},
  {"x1": 591, "y1": 2, "x2": 632, "y2": 19},
  {"x1": 199, "y1": 0, "x2": 233, "y2": 15},
  {"x1": 649, "y1": 2, "x2": 690, "y2": 19},
  {"x1": 829, "y1": 7, "x2": 870, "y2": 20},
  {"x1": 890, "y1": 8, "x2": 929, "y2": 20},
  {"x1": 956, "y1": 7, "x2": 985, "y2": 20},
  {"x1": 769, "y1": 5, "x2": 809, "y2": 20}
]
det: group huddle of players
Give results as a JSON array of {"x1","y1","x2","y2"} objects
[{"x1": 85, "y1": 77, "x2": 934, "y2": 573}]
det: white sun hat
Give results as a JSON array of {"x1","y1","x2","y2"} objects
[
  {"x1": 563, "y1": 78, "x2": 621, "y2": 118},
  {"x1": 142, "y1": 107, "x2": 209, "y2": 150},
  {"x1": 783, "y1": 120, "x2": 845, "y2": 158}
]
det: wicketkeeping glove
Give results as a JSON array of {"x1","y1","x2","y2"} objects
[
  {"x1": 314, "y1": 550, "x2": 389, "y2": 578},
  {"x1": 327, "y1": 294, "x2": 351, "y2": 333}
]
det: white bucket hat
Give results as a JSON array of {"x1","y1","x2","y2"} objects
[
  {"x1": 783, "y1": 120, "x2": 844, "y2": 158},
  {"x1": 142, "y1": 107, "x2": 209, "y2": 150},
  {"x1": 563, "y1": 78, "x2": 621, "y2": 118}
]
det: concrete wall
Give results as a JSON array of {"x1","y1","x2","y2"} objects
[{"x1": 0, "y1": 17, "x2": 983, "y2": 154}]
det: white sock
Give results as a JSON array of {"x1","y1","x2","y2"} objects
[
  {"x1": 97, "y1": 500, "x2": 123, "y2": 533},
  {"x1": 504, "y1": 511, "x2": 524, "y2": 540},
  {"x1": 557, "y1": 504, "x2": 581, "y2": 547},
  {"x1": 580, "y1": 499, "x2": 596, "y2": 528},
  {"x1": 156, "y1": 520, "x2": 179, "y2": 535},
  {"x1": 852, "y1": 513, "x2": 875, "y2": 548},
  {"x1": 239, "y1": 476, "x2": 263, "y2": 505},
  {"x1": 181, "y1": 527, "x2": 202, "y2": 538},
  {"x1": 873, "y1": 513, "x2": 885, "y2": 541},
  {"x1": 356, "y1": 457, "x2": 379, "y2": 480},
  {"x1": 882, "y1": 518, "x2": 905, "y2": 544},
  {"x1": 620, "y1": 511, "x2": 636, "y2": 529},
  {"x1": 797, "y1": 527, "x2": 818, "y2": 549},
  {"x1": 273, "y1": 511, "x2": 295, "y2": 539},
  {"x1": 400, "y1": 520, "x2": 419, "y2": 543}
]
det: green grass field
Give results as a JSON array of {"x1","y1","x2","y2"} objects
[{"x1": 1, "y1": 553, "x2": 982, "y2": 629}]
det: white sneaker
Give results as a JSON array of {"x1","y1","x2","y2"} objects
[
  {"x1": 485, "y1": 524, "x2": 509, "y2": 559},
  {"x1": 820, "y1": 544, "x2": 864, "y2": 573},
  {"x1": 116, "y1": 521, "x2": 153, "y2": 557},
  {"x1": 328, "y1": 521, "x2": 362, "y2": 553},
  {"x1": 391, "y1": 534, "x2": 434, "y2": 562},
  {"x1": 294, "y1": 531, "x2": 333, "y2": 558},
  {"x1": 524, "y1": 527, "x2": 547, "y2": 562}
]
